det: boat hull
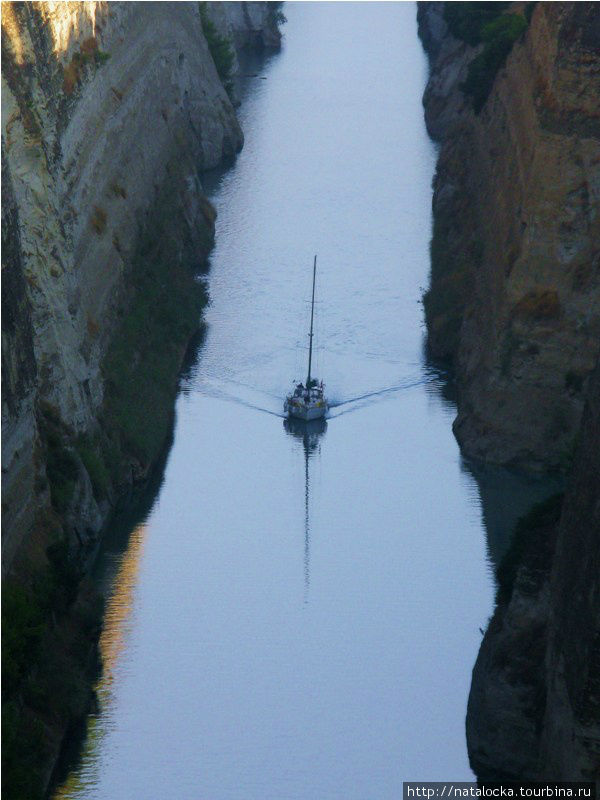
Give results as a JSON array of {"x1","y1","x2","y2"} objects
[{"x1": 285, "y1": 400, "x2": 328, "y2": 421}]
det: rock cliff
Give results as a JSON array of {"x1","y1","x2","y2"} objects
[
  {"x1": 1, "y1": 0, "x2": 282, "y2": 575},
  {"x1": 418, "y1": 2, "x2": 600, "y2": 780},
  {"x1": 1, "y1": 3, "x2": 281, "y2": 796},
  {"x1": 419, "y1": 1, "x2": 600, "y2": 471},
  {"x1": 466, "y1": 365, "x2": 600, "y2": 780},
  {"x1": 207, "y1": 1, "x2": 282, "y2": 56}
]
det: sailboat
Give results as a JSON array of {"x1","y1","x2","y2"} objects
[{"x1": 284, "y1": 255, "x2": 329, "y2": 421}]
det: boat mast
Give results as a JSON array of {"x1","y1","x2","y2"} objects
[{"x1": 307, "y1": 255, "x2": 317, "y2": 386}]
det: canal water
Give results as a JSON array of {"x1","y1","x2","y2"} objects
[{"x1": 55, "y1": 4, "x2": 551, "y2": 798}]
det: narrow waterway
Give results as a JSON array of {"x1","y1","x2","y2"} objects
[{"x1": 55, "y1": 4, "x2": 546, "y2": 797}]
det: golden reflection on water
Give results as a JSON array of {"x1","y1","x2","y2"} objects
[{"x1": 54, "y1": 524, "x2": 147, "y2": 799}]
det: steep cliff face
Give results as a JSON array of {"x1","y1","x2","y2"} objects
[
  {"x1": 2, "y1": 149, "x2": 39, "y2": 574},
  {"x1": 419, "y1": 2, "x2": 600, "y2": 471},
  {"x1": 1, "y1": 1, "x2": 281, "y2": 577},
  {"x1": 418, "y1": 2, "x2": 600, "y2": 780},
  {"x1": 466, "y1": 365, "x2": 600, "y2": 780},
  {"x1": 1, "y1": 4, "x2": 281, "y2": 795},
  {"x1": 207, "y1": 1, "x2": 282, "y2": 55},
  {"x1": 540, "y1": 364, "x2": 600, "y2": 778}
]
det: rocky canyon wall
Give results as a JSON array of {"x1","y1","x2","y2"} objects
[
  {"x1": 419, "y1": 1, "x2": 600, "y2": 471},
  {"x1": 466, "y1": 365, "x2": 599, "y2": 780},
  {"x1": 418, "y1": 2, "x2": 600, "y2": 780},
  {"x1": 1, "y1": 1, "x2": 280, "y2": 577},
  {"x1": 1, "y1": 4, "x2": 281, "y2": 796}
]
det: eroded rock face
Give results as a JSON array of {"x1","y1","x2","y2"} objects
[
  {"x1": 419, "y1": 2, "x2": 600, "y2": 471},
  {"x1": 466, "y1": 365, "x2": 600, "y2": 780},
  {"x1": 206, "y1": 1, "x2": 282, "y2": 56},
  {"x1": 418, "y1": 2, "x2": 600, "y2": 780},
  {"x1": 539, "y1": 364, "x2": 600, "y2": 778},
  {"x1": 1, "y1": 1, "x2": 278, "y2": 575},
  {"x1": 1, "y1": 149, "x2": 40, "y2": 574},
  {"x1": 2, "y1": 3, "x2": 282, "y2": 792}
]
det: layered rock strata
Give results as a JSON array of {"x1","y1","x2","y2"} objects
[
  {"x1": 1, "y1": 0, "x2": 281, "y2": 575},
  {"x1": 1, "y1": 3, "x2": 281, "y2": 795},
  {"x1": 419, "y1": 2, "x2": 600, "y2": 471}
]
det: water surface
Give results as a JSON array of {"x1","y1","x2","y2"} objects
[{"x1": 56, "y1": 4, "x2": 527, "y2": 797}]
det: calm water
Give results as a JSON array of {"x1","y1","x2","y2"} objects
[{"x1": 55, "y1": 4, "x2": 539, "y2": 797}]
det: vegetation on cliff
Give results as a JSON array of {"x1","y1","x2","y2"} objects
[
  {"x1": 462, "y1": 13, "x2": 528, "y2": 113},
  {"x1": 199, "y1": 2, "x2": 236, "y2": 92},
  {"x1": 443, "y1": 2, "x2": 510, "y2": 46},
  {"x1": 444, "y1": 3, "x2": 529, "y2": 113},
  {"x1": 268, "y1": 2, "x2": 287, "y2": 29}
]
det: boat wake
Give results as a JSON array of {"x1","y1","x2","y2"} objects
[
  {"x1": 327, "y1": 376, "x2": 431, "y2": 417},
  {"x1": 194, "y1": 378, "x2": 287, "y2": 418},
  {"x1": 194, "y1": 374, "x2": 434, "y2": 421}
]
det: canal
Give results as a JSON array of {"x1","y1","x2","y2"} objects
[{"x1": 55, "y1": 4, "x2": 532, "y2": 797}]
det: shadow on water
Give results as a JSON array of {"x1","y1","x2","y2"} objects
[
  {"x1": 460, "y1": 459, "x2": 563, "y2": 571},
  {"x1": 283, "y1": 416, "x2": 327, "y2": 603},
  {"x1": 203, "y1": 47, "x2": 282, "y2": 197},
  {"x1": 51, "y1": 332, "x2": 204, "y2": 796},
  {"x1": 178, "y1": 324, "x2": 208, "y2": 396},
  {"x1": 423, "y1": 349, "x2": 562, "y2": 576}
]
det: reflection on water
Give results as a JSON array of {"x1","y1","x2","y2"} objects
[
  {"x1": 284, "y1": 416, "x2": 327, "y2": 601},
  {"x1": 423, "y1": 357, "x2": 561, "y2": 575},
  {"x1": 54, "y1": 525, "x2": 147, "y2": 799},
  {"x1": 462, "y1": 460, "x2": 563, "y2": 571}
]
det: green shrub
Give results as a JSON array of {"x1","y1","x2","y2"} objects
[
  {"x1": 444, "y1": 2, "x2": 510, "y2": 46},
  {"x1": 76, "y1": 435, "x2": 110, "y2": 499},
  {"x1": 565, "y1": 370, "x2": 584, "y2": 394},
  {"x1": 462, "y1": 13, "x2": 528, "y2": 113},
  {"x1": 94, "y1": 50, "x2": 111, "y2": 65},
  {"x1": 268, "y1": 2, "x2": 287, "y2": 27},
  {"x1": 2, "y1": 564, "x2": 100, "y2": 800},
  {"x1": 199, "y1": 3, "x2": 235, "y2": 89},
  {"x1": 46, "y1": 537, "x2": 81, "y2": 608}
]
